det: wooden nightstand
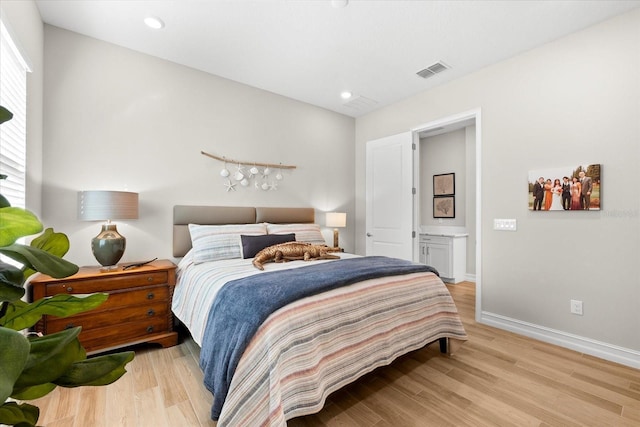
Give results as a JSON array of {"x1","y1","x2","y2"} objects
[{"x1": 28, "y1": 259, "x2": 178, "y2": 355}]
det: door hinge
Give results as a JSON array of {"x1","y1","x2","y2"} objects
[
  {"x1": 412, "y1": 187, "x2": 416, "y2": 195},
  {"x1": 412, "y1": 231, "x2": 416, "y2": 238},
  {"x1": 412, "y1": 143, "x2": 416, "y2": 150}
]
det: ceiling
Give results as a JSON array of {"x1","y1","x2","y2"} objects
[{"x1": 34, "y1": 0, "x2": 640, "y2": 117}]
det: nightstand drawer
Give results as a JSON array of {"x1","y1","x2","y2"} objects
[
  {"x1": 80, "y1": 318, "x2": 170, "y2": 353},
  {"x1": 44, "y1": 271, "x2": 169, "y2": 295},
  {"x1": 46, "y1": 301, "x2": 169, "y2": 332},
  {"x1": 86, "y1": 285, "x2": 170, "y2": 310},
  {"x1": 46, "y1": 285, "x2": 169, "y2": 312}
]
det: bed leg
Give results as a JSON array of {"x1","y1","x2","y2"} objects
[{"x1": 438, "y1": 337, "x2": 448, "y2": 354}]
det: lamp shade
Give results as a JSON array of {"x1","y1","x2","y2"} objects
[
  {"x1": 326, "y1": 212, "x2": 346, "y2": 228},
  {"x1": 78, "y1": 191, "x2": 138, "y2": 221}
]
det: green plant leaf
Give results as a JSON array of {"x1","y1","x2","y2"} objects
[
  {"x1": 14, "y1": 328, "x2": 85, "y2": 389},
  {"x1": 0, "y1": 261, "x2": 23, "y2": 286},
  {"x1": 0, "y1": 244, "x2": 78, "y2": 279},
  {"x1": 55, "y1": 351, "x2": 135, "y2": 387},
  {"x1": 0, "y1": 261, "x2": 26, "y2": 302},
  {"x1": 0, "y1": 401, "x2": 39, "y2": 427},
  {"x1": 0, "y1": 327, "x2": 30, "y2": 403},
  {"x1": 0, "y1": 193, "x2": 10, "y2": 209},
  {"x1": 0, "y1": 172, "x2": 11, "y2": 211},
  {"x1": 29, "y1": 228, "x2": 71, "y2": 258},
  {"x1": 0, "y1": 281, "x2": 25, "y2": 303},
  {"x1": 22, "y1": 228, "x2": 72, "y2": 280},
  {"x1": 0, "y1": 207, "x2": 43, "y2": 247},
  {"x1": 0, "y1": 293, "x2": 108, "y2": 331},
  {"x1": 11, "y1": 382, "x2": 57, "y2": 400},
  {"x1": 0, "y1": 105, "x2": 13, "y2": 125}
]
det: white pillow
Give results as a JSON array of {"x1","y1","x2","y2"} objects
[
  {"x1": 188, "y1": 223, "x2": 267, "y2": 264},
  {"x1": 266, "y1": 223, "x2": 326, "y2": 245}
]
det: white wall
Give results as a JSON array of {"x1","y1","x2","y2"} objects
[
  {"x1": 420, "y1": 129, "x2": 466, "y2": 226},
  {"x1": 355, "y1": 9, "x2": 640, "y2": 364},
  {"x1": 1, "y1": 0, "x2": 44, "y2": 216},
  {"x1": 42, "y1": 26, "x2": 355, "y2": 266}
]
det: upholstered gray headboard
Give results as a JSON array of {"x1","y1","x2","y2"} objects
[{"x1": 172, "y1": 205, "x2": 316, "y2": 257}]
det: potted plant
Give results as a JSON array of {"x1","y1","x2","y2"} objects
[{"x1": 0, "y1": 105, "x2": 134, "y2": 426}]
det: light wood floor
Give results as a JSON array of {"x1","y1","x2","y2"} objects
[{"x1": 33, "y1": 282, "x2": 640, "y2": 426}]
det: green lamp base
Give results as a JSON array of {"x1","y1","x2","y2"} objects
[{"x1": 91, "y1": 223, "x2": 126, "y2": 269}]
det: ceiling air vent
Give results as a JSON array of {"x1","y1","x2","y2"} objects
[
  {"x1": 342, "y1": 94, "x2": 378, "y2": 111},
  {"x1": 416, "y1": 61, "x2": 449, "y2": 79}
]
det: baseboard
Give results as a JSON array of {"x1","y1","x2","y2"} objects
[
  {"x1": 446, "y1": 274, "x2": 475, "y2": 284},
  {"x1": 479, "y1": 311, "x2": 640, "y2": 369}
]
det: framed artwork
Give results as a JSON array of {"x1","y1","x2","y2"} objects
[
  {"x1": 433, "y1": 196, "x2": 455, "y2": 218},
  {"x1": 433, "y1": 173, "x2": 455, "y2": 196},
  {"x1": 528, "y1": 164, "x2": 601, "y2": 211}
]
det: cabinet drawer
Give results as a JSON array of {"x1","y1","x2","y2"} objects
[
  {"x1": 44, "y1": 271, "x2": 169, "y2": 295},
  {"x1": 95, "y1": 285, "x2": 169, "y2": 309},
  {"x1": 46, "y1": 301, "x2": 169, "y2": 333},
  {"x1": 420, "y1": 235, "x2": 450, "y2": 245},
  {"x1": 79, "y1": 318, "x2": 170, "y2": 353},
  {"x1": 44, "y1": 284, "x2": 168, "y2": 312}
]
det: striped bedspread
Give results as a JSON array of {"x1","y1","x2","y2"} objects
[{"x1": 172, "y1": 253, "x2": 467, "y2": 426}]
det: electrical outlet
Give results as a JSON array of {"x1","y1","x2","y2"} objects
[{"x1": 570, "y1": 299, "x2": 583, "y2": 315}]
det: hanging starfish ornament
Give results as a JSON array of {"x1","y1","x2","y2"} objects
[{"x1": 224, "y1": 179, "x2": 237, "y2": 192}]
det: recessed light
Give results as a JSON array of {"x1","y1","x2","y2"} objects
[
  {"x1": 340, "y1": 91, "x2": 353, "y2": 100},
  {"x1": 332, "y1": 0, "x2": 349, "y2": 8},
  {"x1": 144, "y1": 16, "x2": 165, "y2": 29}
]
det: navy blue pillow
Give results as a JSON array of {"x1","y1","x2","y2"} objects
[{"x1": 241, "y1": 233, "x2": 296, "y2": 259}]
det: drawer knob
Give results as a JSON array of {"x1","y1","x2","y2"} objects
[
  {"x1": 65, "y1": 323, "x2": 75, "y2": 329},
  {"x1": 147, "y1": 292, "x2": 155, "y2": 300},
  {"x1": 147, "y1": 309, "x2": 155, "y2": 316},
  {"x1": 66, "y1": 286, "x2": 74, "y2": 293},
  {"x1": 147, "y1": 276, "x2": 153, "y2": 282},
  {"x1": 146, "y1": 325, "x2": 154, "y2": 333}
]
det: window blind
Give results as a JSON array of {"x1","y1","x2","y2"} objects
[{"x1": 0, "y1": 19, "x2": 29, "y2": 209}]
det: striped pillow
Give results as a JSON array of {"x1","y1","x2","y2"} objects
[
  {"x1": 188, "y1": 223, "x2": 267, "y2": 264},
  {"x1": 266, "y1": 223, "x2": 326, "y2": 245}
]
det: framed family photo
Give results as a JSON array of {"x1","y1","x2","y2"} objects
[
  {"x1": 433, "y1": 173, "x2": 455, "y2": 196},
  {"x1": 433, "y1": 196, "x2": 455, "y2": 218},
  {"x1": 528, "y1": 164, "x2": 601, "y2": 212}
]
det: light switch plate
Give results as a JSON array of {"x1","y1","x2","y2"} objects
[{"x1": 494, "y1": 218, "x2": 517, "y2": 231}]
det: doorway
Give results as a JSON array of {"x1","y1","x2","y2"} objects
[{"x1": 412, "y1": 109, "x2": 482, "y2": 321}]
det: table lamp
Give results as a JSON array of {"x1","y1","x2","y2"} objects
[
  {"x1": 78, "y1": 190, "x2": 138, "y2": 270},
  {"x1": 326, "y1": 212, "x2": 346, "y2": 248}
]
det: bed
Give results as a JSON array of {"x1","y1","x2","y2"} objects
[{"x1": 171, "y1": 205, "x2": 467, "y2": 426}]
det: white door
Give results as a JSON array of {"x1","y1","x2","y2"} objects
[{"x1": 365, "y1": 132, "x2": 414, "y2": 261}]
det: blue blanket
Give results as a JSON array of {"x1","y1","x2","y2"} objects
[{"x1": 199, "y1": 256, "x2": 437, "y2": 420}]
